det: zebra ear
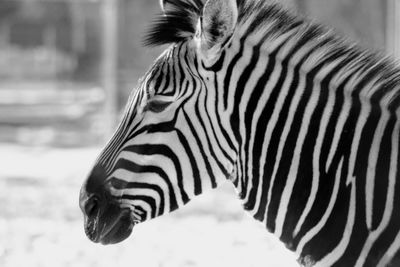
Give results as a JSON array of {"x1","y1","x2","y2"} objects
[{"x1": 196, "y1": 0, "x2": 238, "y2": 62}]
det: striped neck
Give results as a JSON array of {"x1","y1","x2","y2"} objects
[{"x1": 209, "y1": 1, "x2": 400, "y2": 260}]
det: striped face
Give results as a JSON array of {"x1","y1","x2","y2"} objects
[
  {"x1": 79, "y1": 42, "x2": 233, "y2": 244},
  {"x1": 79, "y1": 45, "x2": 190, "y2": 244},
  {"x1": 79, "y1": 0, "x2": 238, "y2": 245}
]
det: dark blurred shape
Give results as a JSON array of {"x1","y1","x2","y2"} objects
[{"x1": 0, "y1": 1, "x2": 20, "y2": 21}]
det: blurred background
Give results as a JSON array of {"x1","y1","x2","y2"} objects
[{"x1": 0, "y1": 0, "x2": 399, "y2": 266}]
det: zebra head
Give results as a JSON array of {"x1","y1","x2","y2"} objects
[{"x1": 79, "y1": 0, "x2": 239, "y2": 245}]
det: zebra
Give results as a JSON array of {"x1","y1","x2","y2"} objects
[{"x1": 79, "y1": 0, "x2": 400, "y2": 265}]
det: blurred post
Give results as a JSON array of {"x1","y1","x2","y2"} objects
[
  {"x1": 0, "y1": 21, "x2": 10, "y2": 47},
  {"x1": 43, "y1": 25, "x2": 57, "y2": 80},
  {"x1": 102, "y1": 0, "x2": 118, "y2": 138},
  {"x1": 70, "y1": 1, "x2": 86, "y2": 54},
  {"x1": 387, "y1": 0, "x2": 400, "y2": 59}
]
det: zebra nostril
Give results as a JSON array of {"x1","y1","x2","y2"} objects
[{"x1": 85, "y1": 196, "x2": 99, "y2": 217}]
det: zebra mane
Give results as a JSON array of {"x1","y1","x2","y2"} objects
[
  {"x1": 242, "y1": 1, "x2": 400, "y2": 109},
  {"x1": 143, "y1": 0, "x2": 204, "y2": 46},
  {"x1": 144, "y1": 0, "x2": 400, "y2": 107},
  {"x1": 142, "y1": 0, "x2": 288, "y2": 47}
]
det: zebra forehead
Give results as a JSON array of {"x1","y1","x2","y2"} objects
[
  {"x1": 132, "y1": 52, "x2": 168, "y2": 100},
  {"x1": 140, "y1": 48, "x2": 174, "y2": 93}
]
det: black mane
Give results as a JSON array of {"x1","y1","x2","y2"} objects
[
  {"x1": 142, "y1": 0, "x2": 295, "y2": 47},
  {"x1": 143, "y1": 0, "x2": 204, "y2": 46}
]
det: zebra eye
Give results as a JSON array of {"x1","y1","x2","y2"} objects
[{"x1": 144, "y1": 99, "x2": 172, "y2": 113}]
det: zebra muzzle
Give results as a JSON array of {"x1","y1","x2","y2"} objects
[
  {"x1": 80, "y1": 164, "x2": 135, "y2": 245},
  {"x1": 80, "y1": 191, "x2": 135, "y2": 245},
  {"x1": 83, "y1": 202, "x2": 134, "y2": 245}
]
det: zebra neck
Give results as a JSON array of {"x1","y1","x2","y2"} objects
[
  {"x1": 208, "y1": 2, "x2": 400, "y2": 265},
  {"x1": 218, "y1": 7, "x2": 400, "y2": 258},
  {"x1": 222, "y1": 2, "x2": 400, "y2": 209}
]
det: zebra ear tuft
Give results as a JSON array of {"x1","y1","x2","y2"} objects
[
  {"x1": 196, "y1": 0, "x2": 238, "y2": 61},
  {"x1": 159, "y1": 0, "x2": 169, "y2": 14},
  {"x1": 159, "y1": 0, "x2": 166, "y2": 13}
]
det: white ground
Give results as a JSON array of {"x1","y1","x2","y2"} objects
[{"x1": 0, "y1": 145, "x2": 298, "y2": 267}]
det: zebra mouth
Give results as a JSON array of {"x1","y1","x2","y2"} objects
[
  {"x1": 99, "y1": 210, "x2": 134, "y2": 245},
  {"x1": 85, "y1": 208, "x2": 135, "y2": 245}
]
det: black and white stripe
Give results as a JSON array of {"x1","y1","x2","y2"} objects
[{"x1": 91, "y1": 0, "x2": 400, "y2": 265}]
